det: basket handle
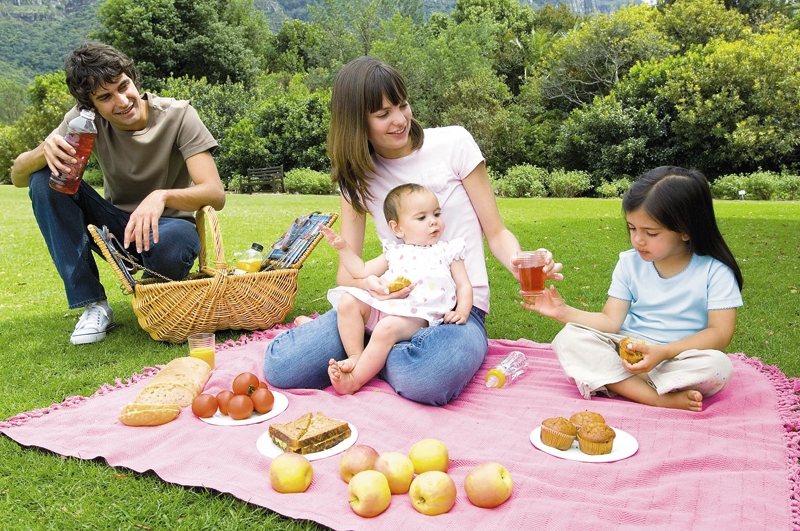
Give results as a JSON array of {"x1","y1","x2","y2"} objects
[{"x1": 195, "y1": 206, "x2": 228, "y2": 272}]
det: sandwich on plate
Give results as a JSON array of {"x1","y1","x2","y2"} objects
[{"x1": 268, "y1": 412, "x2": 351, "y2": 454}]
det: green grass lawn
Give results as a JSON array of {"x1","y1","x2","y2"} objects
[{"x1": 0, "y1": 186, "x2": 798, "y2": 529}]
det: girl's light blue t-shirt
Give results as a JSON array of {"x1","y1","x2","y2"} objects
[{"x1": 608, "y1": 249, "x2": 743, "y2": 344}]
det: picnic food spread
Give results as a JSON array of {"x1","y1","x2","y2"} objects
[
  {"x1": 387, "y1": 276, "x2": 412, "y2": 292},
  {"x1": 540, "y1": 410, "x2": 616, "y2": 455},
  {"x1": 119, "y1": 357, "x2": 211, "y2": 426},
  {"x1": 269, "y1": 412, "x2": 351, "y2": 454},
  {"x1": 618, "y1": 336, "x2": 645, "y2": 364}
]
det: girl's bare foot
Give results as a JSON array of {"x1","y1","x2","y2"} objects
[
  {"x1": 293, "y1": 315, "x2": 312, "y2": 326},
  {"x1": 328, "y1": 358, "x2": 361, "y2": 395},
  {"x1": 656, "y1": 389, "x2": 703, "y2": 412}
]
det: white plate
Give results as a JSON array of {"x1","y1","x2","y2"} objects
[
  {"x1": 199, "y1": 390, "x2": 289, "y2": 426},
  {"x1": 256, "y1": 422, "x2": 358, "y2": 461},
  {"x1": 530, "y1": 426, "x2": 638, "y2": 463}
]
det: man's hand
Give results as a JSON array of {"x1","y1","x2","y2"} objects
[
  {"x1": 42, "y1": 134, "x2": 78, "y2": 176},
  {"x1": 124, "y1": 190, "x2": 167, "y2": 252}
]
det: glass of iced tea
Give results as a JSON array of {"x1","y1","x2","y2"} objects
[{"x1": 518, "y1": 250, "x2": 548, "y2": 296}]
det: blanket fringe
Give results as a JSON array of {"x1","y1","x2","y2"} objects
[
  {"x1": 733, "y1": 354, "x2": 800, "y2": 531},
  {"x1": 0, "y1": 366, "x2": 159, "y2": 430}
]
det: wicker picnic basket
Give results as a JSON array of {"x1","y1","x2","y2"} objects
[{"x1": 88, "y1": 207, "x2": 337, "y2": 343}]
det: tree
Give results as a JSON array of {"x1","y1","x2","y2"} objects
[
  {"x1": 94, "y1": 0, "x2": 272, "y2": 88},
  {"x1": 660, "y1": 0, "x2": 747, "y2": 51},
  {"x1": 535, "y1": 4, "x2": 676, "y2": 111},
  {"x1": 0, "y1": 73, "x2": 73, "y2": 184}
]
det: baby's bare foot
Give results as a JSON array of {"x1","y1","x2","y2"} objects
[
  {"x1": 339, "y1": 354, "x2": 360, "y2": 373},
  {"x1": 328, "y1": 359, "x2": 362, "y2": 395},
  {"x1": 327, "y1": 358, "x2": 341, "y2": 382},
  {"x1": 293, "y1": 315, "x2": 313, "y2": 326}
]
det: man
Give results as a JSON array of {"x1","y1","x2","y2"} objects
[{"x1": 11, "y1": 42, "x2": 225, "y2": 345}]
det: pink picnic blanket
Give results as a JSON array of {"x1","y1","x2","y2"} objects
[{"x1": 2, "y1": 327, "x2": 798, "y2": 531}]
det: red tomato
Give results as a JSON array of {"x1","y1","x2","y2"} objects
[
  {"x1": 250, "y1": 387, "x2": 274, "y2": 414},
  {"x1": 232, "y1": 372, "x2": 260, "y2": 396},
  {"x1": 258, "y1": 381, "x2": 268, "y2": 389},
  {"x1": 216, "y1": 390, "x2": 235, "y2": 416},
  {"x1": 191, "y1": 394, "x2": 218, "y2": 418},
  {"x1": 227, "y1": 394, "x2": 254, "y2": 420}
]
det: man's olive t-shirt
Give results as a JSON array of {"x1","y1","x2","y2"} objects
[{"x1": 54, "y1": 93, "x2": 217, "y2": 220}]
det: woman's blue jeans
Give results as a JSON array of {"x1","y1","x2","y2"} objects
[
  {"x1": 28, "y1": 169, "x2": 200, "y2": 309},
  {"x1": 263, "y1": 306, "x2": 488, "y2": 406}
]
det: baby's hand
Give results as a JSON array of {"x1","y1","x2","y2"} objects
[
  {"x1": 319, "y1": 224, "x2": 345, "y2": 250},
  {"x1": 443, "y1": 310, "x2": 468, "y2": 325}
]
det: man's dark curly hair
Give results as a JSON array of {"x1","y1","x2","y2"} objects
[{"x1": 64, "y1": 42, "x2": 141, "y2": 110}]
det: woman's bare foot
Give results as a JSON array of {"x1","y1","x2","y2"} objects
[
  {"x1": 293, "y1": 315, "x2": 312, "y2": 326},
  {"x1": 328, "y1": 358, "x2": 362, "y2": 395},
  {"x1": 655, "y1": 389, "x2": 703, "y2": 412}
]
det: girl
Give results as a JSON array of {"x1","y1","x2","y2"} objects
[
  {"x1": 321, "y1": 184, "x2": 472, "y2": 395},
  {"x1": 263, "y1": 56, "x2": 562, "y2": 405},
  {"x1": 523, "y1": 166, "x2": 743, "y2": 412}
]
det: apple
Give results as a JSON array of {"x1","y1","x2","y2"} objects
[
  {"x1": 348, "y1": 470, "x2": 392, "y2": 517},
  {"x1": 408, "y1": 470, "x2": 457, "y2": 516},
  {"x1": 464, "y1": 462, "x2": 513, "y2": 508},
  {"x1": 373, "y1": 451, "x2": 415, "y2": 494},
  {"x1": 409, "y1": 438, "x2": 449, "y2": 474},
  {"x1": 339, "y1": 444, "x2": 380, "y2": 483},
  {"x1": 269, "y1": 452, "x2": 313, "y2": 493}
]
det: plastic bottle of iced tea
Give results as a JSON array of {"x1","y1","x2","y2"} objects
[{"x1": 49, "y1": 109, "x2": 97, "y2": 195}]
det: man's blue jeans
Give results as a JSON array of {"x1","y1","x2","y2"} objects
[{"x1": 28, "y1": 168, "x2": 200, "y2": 309}]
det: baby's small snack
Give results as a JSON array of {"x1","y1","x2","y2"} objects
[
  {"x1": 618, "y1": 337, "x2": 646, "y2": 364},
  {"x1": 577, "y1": 422, "x2": 617, "y2": 455},
  {"x1": 387, "y1": 276, "x2": 412, "y2": 292},
  {"x1": 540, "y1": 417, "x2": 578, "y2": 451}
]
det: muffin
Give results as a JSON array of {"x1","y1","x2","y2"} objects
[
  {"x1": 540, "y1": 417, "x2": 578, "y2": 451},
  {"x1": 618, "y1": 336, "x2": 645, "y2": 364},
  {"x1": 577, "y1": 422, "x2": 616, "y2": 455},
  {"x1": 569, "y1": 411, "x2": 606, "y2": 431}
]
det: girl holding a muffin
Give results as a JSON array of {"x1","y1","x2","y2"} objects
[{"x1": 523, "y1": 166, "x2": 743, "y2": 412}]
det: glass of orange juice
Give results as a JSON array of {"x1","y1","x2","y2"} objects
[
  {"x1": 518, "y1": 250, "x2": 548, "y2": 296},
  {"x1": 188, "y1": 332, "x2": 215, "y2": 370}
]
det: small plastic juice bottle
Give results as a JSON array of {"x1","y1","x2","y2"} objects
[
  {"x1": 485, "y1": 351, "x2": 529, "y2": 388},
  {"x1": 234, "y1": 243, "x2": 264, "y2": 274},
  {"x1": 49, "y1": 109, "x2": 97, "y2": 194}
]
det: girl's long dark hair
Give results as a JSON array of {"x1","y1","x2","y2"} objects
[{"x1": 622, "y1": 166, "x2": 743, "y2": 290}]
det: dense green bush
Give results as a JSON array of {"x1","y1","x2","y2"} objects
[
  {"x1": 776, "y1": 173, "x2": 800, "y2": 200},
  {"x1": 711, "y1": 174, "x2": 748, "y2": 199},
  {"x1": 596, "y1": 177, "x2": 633, "y2": 198},
  {"x1": 494, "y1": 164, "x2": 548, "y2": 198},
  {"x1": 545, "y1": 169, "x2": 592, "y2": 197},
  {"x1": 284, "y1": 168, "x2": 336, "y2": 195},
  {"x1": 746, "y1": 171, "x2": 778, "y2": 201}
]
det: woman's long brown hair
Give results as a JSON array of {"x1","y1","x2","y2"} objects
[{"x1": 328, "y1": 56, "x2": 423, "y2": 214}]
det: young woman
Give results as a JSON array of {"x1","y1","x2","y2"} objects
[
  {"x1": 523, "y1": 166, "x2": 743, "y2": 411},
  {"x1": 262, "y1": 56, "x2": 561, "y2": 405}
]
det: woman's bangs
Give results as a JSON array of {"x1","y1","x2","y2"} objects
[{"x1": 365, "y1": 66, "x2": 407, "y2": 113}]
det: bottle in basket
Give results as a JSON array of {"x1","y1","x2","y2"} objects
[
  {"x1": 234, "y1": 243, "x2": 264, "y2": 275},
  {"x1": 49, "y1": 109, "x2": 97, "y2": 194}
]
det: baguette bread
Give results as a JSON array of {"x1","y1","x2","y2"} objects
[
  {"x1": 119, "y1": 403, "x2": 181, "y2": 426},
  {"x1": 269, "y1": 412, "x2": 350, "y2": 454},
  {"x1": 119, "y1": 356, "x2": 212, "y2": 426}
]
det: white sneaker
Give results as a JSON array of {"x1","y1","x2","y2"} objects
[{"x1": 70, "y1": 302, "x2": 115, "y2": 345}]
